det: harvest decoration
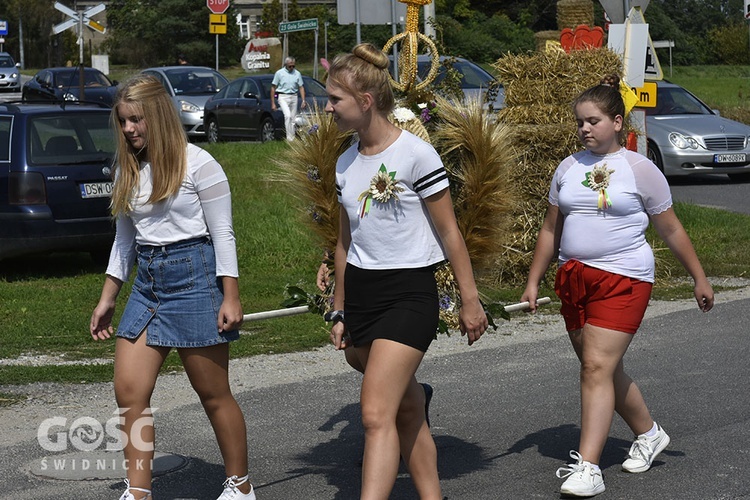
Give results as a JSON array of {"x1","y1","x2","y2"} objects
[{"x1": 275, "y1": 0, "x2": 516, "y2": 333}]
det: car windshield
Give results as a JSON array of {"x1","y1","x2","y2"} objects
[
  {"x1": 0, "y1": 56, "x2": 15, "y2": 68},
  {"x1": 645, "y1": 86, "x2": 714, "y2": 116},
  {"x1": 28, "y1": 113, "x2": 116, "y2": 165},
  {"x1": 55, "y1": 70, "x2": 113, "y2": 88},
  {"x1": 167, "y1": 69, "x2": 228, "y2": 95},
  {"x1": 304, "y1": 78, "x2": 327, "y2": 98},
  {"x1": 417, "y1": 60, "x2": 495, "y2": 89}
]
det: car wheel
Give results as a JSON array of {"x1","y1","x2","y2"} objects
[
  {"x1": 207, "y1": 119, "x2": 220, "y2": 144},
  {"x1": 647, "y1": 140, "x2": 664, "y2": 173},
  {"x1": 728, "y1": 172, "x2": 750, "y2": 183},
  {"x1": 259, "y1": 117, "x2": 275, "y2": 143}
]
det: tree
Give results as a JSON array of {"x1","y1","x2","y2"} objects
[{"x1": 103, "y1": 0, "x2": 245, "y2": 67}]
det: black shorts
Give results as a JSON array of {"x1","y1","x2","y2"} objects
[{"x1": 344, "y1": 263, "x2": 438, "y2": 352}]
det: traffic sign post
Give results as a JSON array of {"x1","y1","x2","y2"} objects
[
  {"x1": 52, "y1": 1, "x2": 107, "y2": 101},
  {"x1": 207, "y1": 0, "x2": 230, "y2": 70},
  {"x1": 277, "y1": 19, "x2": 320, "y2": 79}
]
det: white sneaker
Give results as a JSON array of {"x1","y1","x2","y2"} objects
[
  {"x1": 217, "y1": 474, "x2": 257, "y2": 500},
  {"x1": 118, "y1": 479, "x2": 151, "y2": 500},
  {"x1": 622, "y1": 422, "x2": 671, "y2": 473},
  {"x1": 556, "y1": 450, "x2": 605, "y2": 497}
]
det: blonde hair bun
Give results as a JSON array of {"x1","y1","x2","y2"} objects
[{"x1": 352, "y1": 43, "x2": 389, "y2": 71}]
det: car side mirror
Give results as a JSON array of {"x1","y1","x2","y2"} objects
[
  {"x1": 15, "y1": 63, "x2": 20, "y2": 68},
  {"x1": 243, "y1": 92, "x2": 259, "y2": 100},
  {"x1": 713, "y1": 109, "x2": 721, "y2": 116}
]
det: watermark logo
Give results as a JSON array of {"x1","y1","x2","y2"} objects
[{"x1": 37, "y1": 407, "x2": 157, "y2": 453}]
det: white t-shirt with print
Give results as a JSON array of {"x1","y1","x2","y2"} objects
[
  {"x1": 336, "y1": 130, "x2": 449, "y2": 270},
  {"x1": 549, "y1": 148, "x2": 673, "y2": 283}
]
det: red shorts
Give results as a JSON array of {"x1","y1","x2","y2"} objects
[{"x1": 554, "y1": 260, "x2": 652, "y2": 334}]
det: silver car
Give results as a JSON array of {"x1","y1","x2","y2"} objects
[
  {"x1": 141, "y1": 66, "x2": 229, "y2": 138},
  {"x1": 640, "y1": 81, "x2": 750, "y2": 182},
  {"x1": 0, "y1": 52, "x2": 21, "y2": 92}
]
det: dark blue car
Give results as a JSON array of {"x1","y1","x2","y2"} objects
[
  {"x1": 22, "y1": 67, "x2": 119, "y2": 107},
  {"x1": 0, "y1": 102, "x2": 116, "y2": 262}
]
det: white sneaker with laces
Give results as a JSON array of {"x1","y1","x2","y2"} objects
[
  {"x1": 556, "y1": 450, "x2": 605, "y2": 497},
  {"x1": 622, "y1": 422, "x2": 670, "y2": 473},
  {"x1": 118, "y1": 479, "x2": 151, "y2": 500},
  {"x1": 217, "y1": 474, "x2": 257, "y2": 500}
]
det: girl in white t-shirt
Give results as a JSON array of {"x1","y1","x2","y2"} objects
[
  {"x1": 89, "y1": 75, "x2": 255, "y2": 500},
  {"x1": 325, "y1": 43, "x2": 487, "y2": 499},
  {"x1": 522, "y1": 75, "x2": 714, "y2": 498}
]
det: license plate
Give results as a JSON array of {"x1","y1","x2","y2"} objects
[
  {"x1": 80, "y1": 182, "x2": 113, "y2": 198},
  {"x1": 714, "y1": 153, "x2": 746, "y2": 163}
]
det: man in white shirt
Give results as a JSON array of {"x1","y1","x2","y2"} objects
[{"x1": 271, "y1": 57, "x2": 307, "y2": 141}]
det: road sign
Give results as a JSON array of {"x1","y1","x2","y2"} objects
[
  {"x1": 0, "y1": 20, "x2": 7, "y2": 36},
  {"x1": 632, "y1": 81, "x2": 657, "y2": 108},
  {"x1": 209, "y1": 14, "x2": 227, "y2": 34},
  {"x1": 745, "y1": 0, "x2": 750, "y2": 19},
  {"x1": 599, "y1": 0, "x2": 650, "y2": 24},
  {"x1": 279, "y1": 18, "x2": 318, "y2": 34},
  {"x1": 207, "y1": 0, "x2": 229, "y2": 14},
  {"x1": 52, "y1": 2, "x2": 107, "y2": 35}
]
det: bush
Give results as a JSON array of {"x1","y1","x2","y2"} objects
[{"x1": 710, "y1": 23, "x2": 750, "y2": 65}]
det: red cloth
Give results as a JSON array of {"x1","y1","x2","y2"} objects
[{"x1": 555, "y1": 260, "x2": 652, "y2": 333}]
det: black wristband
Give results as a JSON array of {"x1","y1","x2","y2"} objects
[{"x1": 324, "y1": 309, "x2": 345, "y2": 324}]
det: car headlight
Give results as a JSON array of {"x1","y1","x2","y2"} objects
[
  {"x1": 10, "y1": 72, "x2": 18, "y2": 78},
  {"x1": 669, "y1": 132, "x2": 699, "y2": 150},
  {"x1": 63, "y1": 92, "x2": 78, "y2": 101},
  {"x1": 179, "y1": 100, "x2": 201, "y2": 113}
]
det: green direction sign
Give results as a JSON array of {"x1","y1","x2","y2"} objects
[{"x1": 279, "y1": 18, "x2": 318, "y2": 33}]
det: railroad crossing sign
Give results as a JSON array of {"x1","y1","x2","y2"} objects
[
  {"x1": 52, "y1": 2, "x2": 106, "y2": 36},
  {"x1": 207, "y1": 0, "x2": 230, "y2": 14}
]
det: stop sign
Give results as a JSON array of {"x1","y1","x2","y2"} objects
[{"x1": 207, "y1": 0, "x2": 229, "y2": 14}]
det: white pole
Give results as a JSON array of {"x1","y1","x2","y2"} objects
[{"x1": 241, "y1": 298, "x2": 552, "y2": 323}]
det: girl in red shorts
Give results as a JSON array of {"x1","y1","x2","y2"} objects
[{"x1": 521, "y1": 75, "x2": 714, "y2": 497}]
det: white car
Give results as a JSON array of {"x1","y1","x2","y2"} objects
[
  {"x1": 639, "y1": 81, "x2": 750, "y2": 182},
  {"x1": 141, "y1": 66, "x2": 229, "y2": 138},
  {"x1": 0, "y1": 52, "x2": 21, "y2": 93}
]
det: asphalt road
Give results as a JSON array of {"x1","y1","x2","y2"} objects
[
  {"x1": 1, "y1": 293, "x2": 748, "y2": 499},
  {"x1": 669, "y1": 175, "x2": 750, "y2": 215}
]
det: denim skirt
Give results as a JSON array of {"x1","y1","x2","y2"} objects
[{"x1": 116, "y1": 237, "x2": 239, "y2": 347}]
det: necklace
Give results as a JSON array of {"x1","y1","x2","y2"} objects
[{"x1": 359, "y1": 126, "x2": 396, "y2": 155}]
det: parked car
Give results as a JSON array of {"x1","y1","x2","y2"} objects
[
  {"x1": 0, "y1": 52, "x2": 21, "y2": 92},
  {"x1": 22, "y1": 67, "x2": 118, "y2": 106},
  {"x1": 0, "y1": 102, "x2": 116, "y2": 262},
  {"x1": 203, "y1": 74, "x2": 328, "y2": 143},
  {"x1": 141, "y1": 66, "x2": 229, "y2": 138},
  {"x1": 638, "y1": 80, "x2": 750, "y2": 182},
  {"x1": 390, "y1": 55, "x2": 505, "y2": 111}
]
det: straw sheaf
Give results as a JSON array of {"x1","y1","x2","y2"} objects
[
  {"x1": 431, "y1": 95, "x2": 518, "y2": 273},
  {"x1": 273, "y1": 110, "x2": 354, "y2": 255},
  {"x1": 493, "y1": 49, "x2": 622, "y2": 88},
  {"x1": 556, "y1": 0, "x2": 594, "y2": 29},
  {"x1": 498, "y1": 103, "x2": 576, "y2": 125}
]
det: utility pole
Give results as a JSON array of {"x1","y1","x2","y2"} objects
[{"x1": 282, "y1": 0, "x2": 288, "y2": 60}]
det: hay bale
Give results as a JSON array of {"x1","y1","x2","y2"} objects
[
  {"x1": 535, "y1": 30, "x2": 561, "y2": 52},
  {"x1": 490, "y1": 47, "x2": 625, "y2": 286},
  {"x1": 557, "y1": 0, "x2": 595, "y2": 29}
]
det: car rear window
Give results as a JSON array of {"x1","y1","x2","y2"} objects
[
  {"x1": 0, "y1": 117, "x2": 10, "y2": 162},
  {"x1": 27, "y1": 113, "x2": 115, "y2": 165}
]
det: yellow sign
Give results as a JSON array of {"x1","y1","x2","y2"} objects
[
  {"x1": 209, "y1": 13, "x2": 227, "y2": 34},
  {"x1": 87, "y1": 19, "x2": 106, "y2": 33},
  {"x1": 632, "y1": 81, "x2": 657, "y2": 108}
]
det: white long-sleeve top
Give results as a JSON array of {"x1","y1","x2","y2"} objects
[
  {"x1": 550, "y1": 148, "x2": 673, "y2": 283},
  {"x1": 106, "y1": 143, "x2": 238, "y2": 281}
]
